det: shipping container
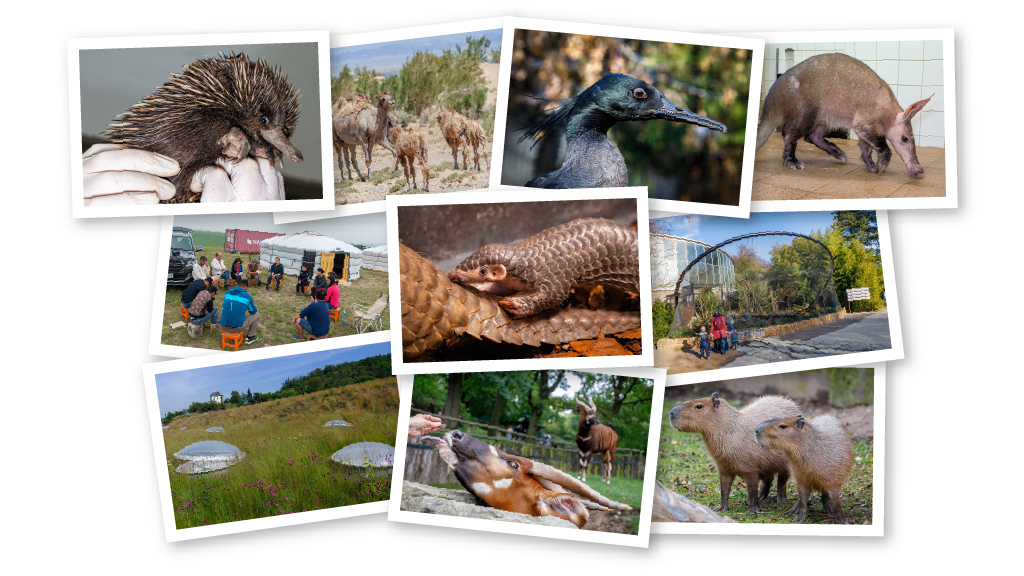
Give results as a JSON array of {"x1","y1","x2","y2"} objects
[{"x1": 224, "y1": 229, "x2": 284, "y2": 254}]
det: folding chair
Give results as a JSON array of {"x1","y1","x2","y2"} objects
[{"x1": 350, "y1": 293, "x2": 389, "y2": 334}]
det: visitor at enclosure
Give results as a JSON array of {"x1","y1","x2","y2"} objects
[
  {"x1": 220, "y1": 277, "x2": 260, "y2": 345},
  {"x1": 180, "y1": 277, "x2": 212, "y2": 308},
  {"x1": 313, "y1": 268, "x2": 328, "y2": 292},
  {"x1": 231, "y1": 258, "x2": 244, "y2": 283},
  {"x1": 247, "y1": 257, "x2": 261, "y2": 287},
  {"x1": 296, "y1": 265, "x2": 310, "y2": 295},
  {"x1": 292, "y1": 288, "x2": 330, "y2": 340},
  {"x1": 325, "y1": 272, "x2": 341, "y2": 310},
  {"x1": 187, "y1": 285, "x2": 219, "y2": 328},
  {"x1": 267, "y1": 257, "x2": 284, "y2": 291},
  {"x1": 697, "y1": 326, "x2": 711, "y2": 359},
  {"x1": 729, "y1": 324, "x2": 739, "y2": 349},
  {"x1": 712, "y1": 311, "x2": 728, "y2": 354},
  {"x1": 408, "y1": 413, "x2": 443, "y2": 438},
  {"x1": 506, "y1": 426, "x2": 514, "y2": 440},
  {"x1": 211, "y1": 253, "x2": 226, "y2": 288},
  {"x1": 191, "y1": 255, "x2": 210, "y2": 282}
]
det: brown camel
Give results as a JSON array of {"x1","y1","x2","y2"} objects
[
  {"x1": 437, "y1": 109, "x2": 488, "y2": 171},
  {"x1": 333, "y1": 92, "x2": 395, "y2": 182},
  {"x1": 389, "y1": 125, "x2": 429, "y2": 192}
]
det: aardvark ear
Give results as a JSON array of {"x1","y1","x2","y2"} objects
[{"x1": 901, "y1": 95, "x2": 932, "y2": 121}]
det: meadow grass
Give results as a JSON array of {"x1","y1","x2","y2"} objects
[
  {"x1": 656, "y1": 398, "x2": 874, "y2": 525},
  {"x1": 161, "y1": 243, "x2": 390, "y2": 350},
  {"x1": 163, "y1": 377, "x2": 399, "y2": 530}
]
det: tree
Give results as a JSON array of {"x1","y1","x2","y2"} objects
[
  {"x1": 832, "y1": 211, "x2": 879, "y2": 258},
  {"x1": 443, "y1": 373, "x2": 463, "y2": 429},
  {"x1": 245, "y1": 389, "x2": 253, "y2": 405},
  {"x1": 228, "y1": 391, "x2": 242, "y2": 405},
  {"x1": 526, "y1": 370, "x2": 566, "y2": 438}
]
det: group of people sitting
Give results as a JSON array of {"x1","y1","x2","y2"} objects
[
  {"x1": 695, "y1": 312, "x2": 740, "y2": 359},
  {"x1": 180, "y1": 254, "x2": 345, "y2": 346}
]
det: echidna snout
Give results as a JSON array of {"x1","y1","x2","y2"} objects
[{"x1": 261, "y1": 125, "x2": 303, "y2": 163}]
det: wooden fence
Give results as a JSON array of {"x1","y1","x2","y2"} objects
[{"x1": 406, "y1": 408, "x2": 646, "y2": 482}]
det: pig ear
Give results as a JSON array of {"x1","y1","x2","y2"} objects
[{"x1": 902, "y1": 95, "x2": 933, "y2": 120}]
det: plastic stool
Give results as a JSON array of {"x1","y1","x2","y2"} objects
[
  {"x1": 180, "y1": 305, "x2": 190, "y2": 321},
  {"x1": 329, "y1": 308, "x2": 341, "y2": 323},
  {"x1": 221, "y1": 330, "x2": 244, "y2": 351}
]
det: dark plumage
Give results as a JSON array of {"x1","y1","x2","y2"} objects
[
  {"x1": 103, "y1": 52, "x2": 303, "y2": 202},
  {"x1": 518, "y1": 73, "x2": 726, "y2": 189}
]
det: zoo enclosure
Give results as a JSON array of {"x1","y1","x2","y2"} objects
[{"x1": 406, "y1": 408, "x2": 646, "y2": 484}]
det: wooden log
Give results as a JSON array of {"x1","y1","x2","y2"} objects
[{"x1": 652, "y1": 481, "x2": 735, "y2": 523}]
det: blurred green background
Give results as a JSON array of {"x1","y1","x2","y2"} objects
[{"x1": 501, "y1": 30, "x2": 752, "y2": 205}]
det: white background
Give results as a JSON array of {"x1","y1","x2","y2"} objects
[{"x1": 4, "y1": 2, "x2": 1016, "y2": 572}]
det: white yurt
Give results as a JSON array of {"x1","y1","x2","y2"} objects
[
  {"x1": 259, "y1": 232, "x2": 363, "y2": 281},
  {"x1": 360, "y1": 245, "x2": 389, "y2": 272}
]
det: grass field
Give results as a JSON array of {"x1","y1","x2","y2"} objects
[
  {"x1": 656, "y1": 398, "x2": 874, "y2": 525},
  {"x1": 162, "y1": 377, "x2": 399, "y2": 530},
  {"x1": 162, "y1": 242, "x2": 390, "y2": 350}
]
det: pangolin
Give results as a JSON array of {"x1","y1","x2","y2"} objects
[
  {"x1": 401, "y1": 243, "x2": 640, "y2": 361},
  {"x1": 446, "y1": 218, "x2": 639, "y2": 318}
]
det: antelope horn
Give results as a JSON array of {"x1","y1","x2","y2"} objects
[
  {"x1": 529, "y1": 460, "x2": 631, "y2": 511},
  {"x1": 534, "y1": 477, "x2": 612, "y2": 510},
  {"x1": 589, "y1": 398, "x2": 597, "y2": 412},
  {"x1": 575, "y1": 399, "x2": 589, "y2": 410}
]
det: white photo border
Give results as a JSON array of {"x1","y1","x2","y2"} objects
[
  {"x1": 69, "y1": 31, "x2": 335, "y2": 219},
  {"x1": 388, "y1": 367, "x2": 666, "y2": 547},
  {"x1": 272, "y1": 17, "x2": 507, "y2": 226},
  {"x1": 386, "y1": 187, "x2": 654, "y2": 375},
  {"x1": 142, "y1": 330, "x2": 393, "y2": 542},
  {"x1": 654, "y1": 209, "x2": 903, "y2": 387},
  {"x1": 490, "y1": 17, "x2": 764, "y2": 219},
  {"x1": 744, "y1": 29, "x2": 957, "y2": 212},
  {"x1": 653, "y1": 362, "x2": 885, "y2": 536}
]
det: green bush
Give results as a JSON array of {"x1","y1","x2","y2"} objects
[{"x1": 652, "y1": 299, "x2": 673, "y2": 341}]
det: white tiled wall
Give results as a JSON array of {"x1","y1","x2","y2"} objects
[{"x1": 761, "y1": 40, "x2": 945, "y2": 148}]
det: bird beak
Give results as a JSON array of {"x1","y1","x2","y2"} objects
[
  {"x1": 655, "y1": 97, "x2": 727, "y2": 133},
  {"x1": 260, "y1": 127, "x2": 304, "y2": 163}
]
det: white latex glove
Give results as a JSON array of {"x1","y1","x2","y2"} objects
[
  {"x1": 191, "y1": 156, "x2": 285, "y2": 203},
  {"x1": 82, "y1": 143, "x2": 179, "y2": 206}
]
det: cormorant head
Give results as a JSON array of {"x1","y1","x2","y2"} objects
[
  {"x1": 518, "y1": 73, "x2": 726, "y2": 146},
  {"x1": 583, "y1": 74, "x2": 726, "y2": 131}
]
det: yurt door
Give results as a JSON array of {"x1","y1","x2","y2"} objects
[{"x1": 321, "y1": 251, "x2": 350, "y2": 282}]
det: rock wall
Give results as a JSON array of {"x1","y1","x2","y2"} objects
[
  {"x1": 400, "y1": 482, "x2": 578, "y2": 529},
  {"x1": 656, "y1": 309, "x2": 846, "y2": 350}
]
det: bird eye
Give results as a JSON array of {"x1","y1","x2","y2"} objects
[
  {"x1": 261, "y1": 116, "x2": 270, "y2": 125},
  {"x1": 633, "y1": 88, "x2": 647, "y2": 99},
  {"x1": 901, "y1": 135, "x2": 908, "y2": 143},
  {"x1": 480, "y1": 267, "x2": 488, "y2": 276},
  {"x1": 507, "y1": 460, "x2": 518, "y2": 470}
]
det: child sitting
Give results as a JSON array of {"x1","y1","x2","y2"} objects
[{"x1": 697, "y1": 326, "x2": 711, "y2": 359}]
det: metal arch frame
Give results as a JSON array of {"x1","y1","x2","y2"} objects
[{"x1": 672, "y1": 231, "x2": 836, "y2": 311}]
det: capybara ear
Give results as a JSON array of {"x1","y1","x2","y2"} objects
[
  {"x1": 796, "y1": 416, "x2": 805, "y2": 430},
  {"x1": 711, "y1": 392, "x2": 720, "y2": 409}
]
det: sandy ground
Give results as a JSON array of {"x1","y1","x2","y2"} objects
[
  {"x1": 333, "y1": 63, "x2": 499, "y2": 205},
  {"x1": 656, "y1": 344, "x2": 744, "y2": 375}
]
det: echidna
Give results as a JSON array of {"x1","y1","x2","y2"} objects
[{"x1": 103, "y1": 52, "x2": 303, "y2": 202}]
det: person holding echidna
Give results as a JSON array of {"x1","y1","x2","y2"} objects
[{"x1": 82, "y1": 52, "x2": 303, "y2": 205}]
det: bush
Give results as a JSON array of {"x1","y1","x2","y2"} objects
[{"x1": 652, "y1": 299, "x2": 673, "y2": 341}]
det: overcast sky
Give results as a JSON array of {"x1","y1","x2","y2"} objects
[
  {"x1": 155, "y1": 341, "x2": 391, "y2": 415},
  {"x1": 653, "y1": 211, "x2": 842, "y2": 260},
  {"x1": 331, "y1": 29, "x2": 503, "y2": 77},
  {"x1": 175, "y1": 211, "x2": 387, "y2": 249}
]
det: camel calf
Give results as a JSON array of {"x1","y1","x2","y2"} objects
[
  {"x1": 388, "y1": 125, "x2": 429, "y2": 192},
  {"x1": 333, "y1": 92, "x2": 395, "y2": 182},
  {"x1": 437, "y1": 109, "x2": 489, "y2": 171}
]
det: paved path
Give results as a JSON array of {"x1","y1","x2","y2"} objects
[{"x1": 724, "y1": 311, "x2": 891, "y2": 367}]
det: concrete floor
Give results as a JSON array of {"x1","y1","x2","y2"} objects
[{"x1": 752, "y1": 132, "x2": 946, "y2": 201}]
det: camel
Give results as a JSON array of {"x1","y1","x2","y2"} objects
[
  {"x1": 388, "y1": 125, "x2": 429, "y2": 192},
  {"x1": 333, "y1": 92, "x2": 396, "y2": 182},
  {"x1": 437, "y1": 109, "x2": 489, "y2": 171}
]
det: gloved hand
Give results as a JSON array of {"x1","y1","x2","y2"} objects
[
  {"x1": 191, "y1": 156, "x2": 286, "y2": 202},
  {"x1": 82, "y1": 143, "x2": 179, "y2": 206}
]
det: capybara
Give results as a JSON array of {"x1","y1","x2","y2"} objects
[
  {"x1": 669, "y1": 392, "x2": 801, "y2": 514},
  {"x1": 755, "y1": 414, "x2": 855, "y2": 524}
]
